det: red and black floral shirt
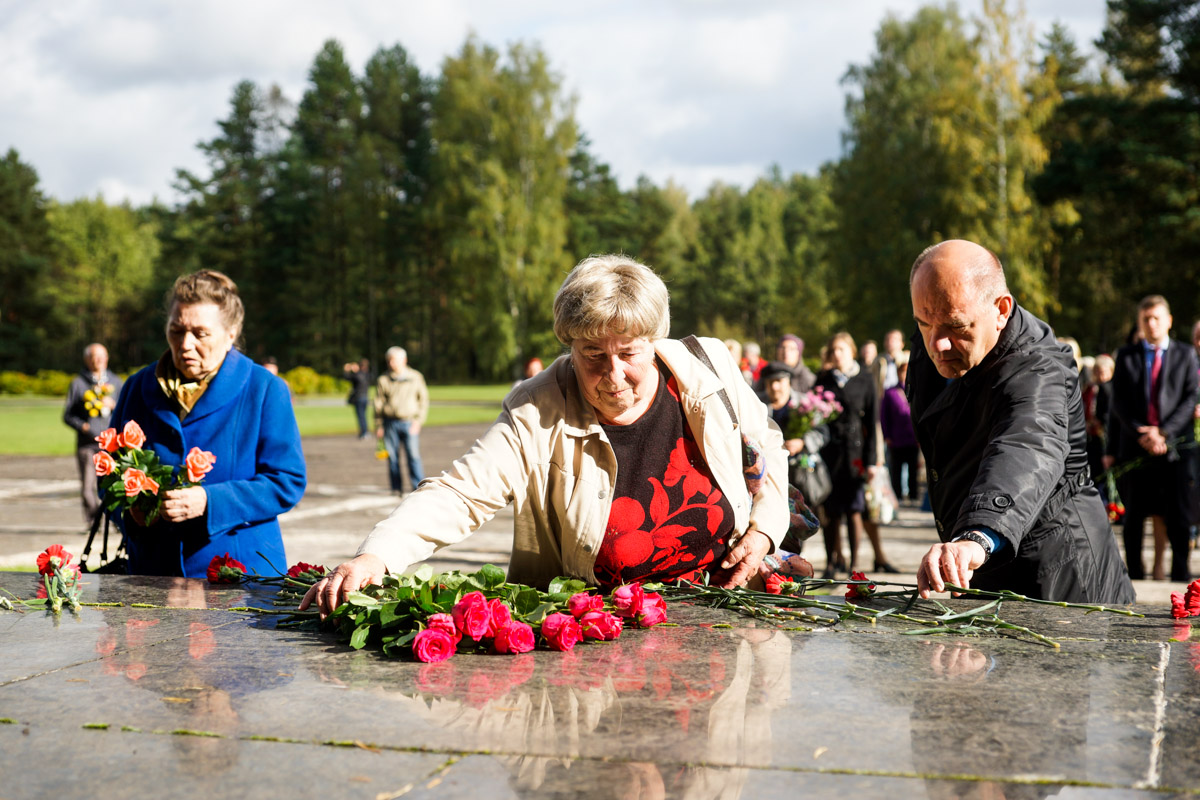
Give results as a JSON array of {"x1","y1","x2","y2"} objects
[{"x1": 593, "y1": 365, "x2": 735, "y2": 589}]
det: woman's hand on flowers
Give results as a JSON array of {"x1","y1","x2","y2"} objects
[
  {"x1": 299, "y1": 553, "x2": 387, "y2": 620},
  {"x1": 161, "y1": 486, "x2": 208, "y2": 523},
  {"x1": 917, "y1": 539, "x2": 987, "y2": 599},
  {"x1": 715, "y1": 528, "x2": 772, "y2": 589}
]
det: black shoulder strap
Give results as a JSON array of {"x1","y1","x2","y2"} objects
[{"x1": 681, "y1": 335, "x2": 738, "y2": 427}]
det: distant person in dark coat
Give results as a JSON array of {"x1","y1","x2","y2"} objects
[
  {"x1": 907, "y1": 239, "x2": 1134, "y2": 603},
  {"x1": 1109, "y1": 295, "x2": 1199, "y2": 582},
  {"x1": 344, "y1": 358, "x2": 372, "y2": 439},
  {"x1": 879, "y1": 353, "x2": 919, "y2": 503},
  {"x1": 63, "y1": 343, "x2": 123, "y2": 522}
]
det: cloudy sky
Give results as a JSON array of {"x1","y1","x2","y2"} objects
[{"x1": 1, "y1": 1, "x2": 1107, "y2": 206}]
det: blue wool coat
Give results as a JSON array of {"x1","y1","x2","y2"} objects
[{"x1": 109, "y1": 349, "x2": 306, "y2": 578}]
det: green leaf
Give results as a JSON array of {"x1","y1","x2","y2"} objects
[
  {"x1": 413, "y1": 564, "x2": 434, "y2": 584},
  {"x1": 513, "y1": 588, "x2": 542, "y2": 616},
  {"x1": 348, "y1": 623, "x2": 371, "y2": 650},
  {"x1": 937, "y1": 599, "x2": 1000, "y2": 622},
  {"x1": 478, "y1": 564, "x2": 506, "y2": 590},
  {"x1": 345, "y1": 591, "x2": 379, "y2": 607},
  {"x1": 379, "y1": 602, "x2": 403, "y2": 627}
]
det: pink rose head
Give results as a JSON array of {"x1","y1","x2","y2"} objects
[
  {"x1": 185, "y1": 447, "x2": 217, "y2": 483},
  {"x1": 493, "y1": 620, "x2": 536, "y2": 654},
  {"x1": 95, "y1": 428, "x2": 119, "y2": 453},
  {"x1": 118, "y1": 420, "x2": 146, "y2": 450},
  {"x1": 93, "y1": 451, "x2": 116, "y2": 477},
  {"x1": 122, "y1": 468, "x2": 149, "y2": 497},
  {"x1": 636, "y1": 593, "x2": 667, "y2": 627},
  {"x1": 579, "y1": 611, "x2": 623, "y2": 641},
  {"x1": 451, "y1": 592, "x2": 493, "y2": 641},
  {"x1": 541, "y1": 612, "x2": 583, "y2": 652},
  {"x1": 413, "y1": 628, "x2": 457, "y2": 663},
  {"x1": 567, "y1": 592, "x2": 604, "y2": 619},
  {"x1": 612, "y1": 584, "x2": 645, "y2": 618},
  {"x1": 486, "y1": 599, "x2": 513, "y2": 638},
  {"x1": 425, "y1": 612, "x2": 462, "y2": 644}
]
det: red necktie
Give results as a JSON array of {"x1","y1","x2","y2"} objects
[{"x1": 1147, "y1": 347, "x2": 1163, "y2": 426}]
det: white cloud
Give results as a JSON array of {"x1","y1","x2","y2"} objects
[{"x1": 0, "y1": 0, "x2": 1108, "y2": 204}]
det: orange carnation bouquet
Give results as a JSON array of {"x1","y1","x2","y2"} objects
[{"x1": 93, "y1": 420, "x2": 216, "y2": 525}]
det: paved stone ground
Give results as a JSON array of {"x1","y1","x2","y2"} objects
[{"x1": 0, "y1": 424, "x2": 1190, "y2": 603}]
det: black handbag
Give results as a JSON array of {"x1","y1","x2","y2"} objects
[
  {"x1": 79, "y1": 509, "x2": 129, "y2": 574},
  {"x1": 790, "y1": 453, "x2": 832, "y2": 508}
]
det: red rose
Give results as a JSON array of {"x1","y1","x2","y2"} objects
[
  {"x1": 1173, "y1": 592, "x2": 1191, "y2": 619},
  {"x1": 451, "y1": 591, "x2": 492, "y2": 641},
  {"x1": 541, "y1": 612, "x2": 583, "y2": 652},
  {"x1": 612, "y1": 584, "x2": 645, "y2": 618},
  {"x1": 486, "y1": 599, "x2": 513, "y2": 638},
  {"x1": 845, "y1": 570, "x2": 876, "y2": 600},
  {"x1": 118, "y1": 420, "x2": 146, "y2": 450},
  {"x1": 286, "y1": 562, "x2": 327, "y2": 579},
  {"x1": 93, "y1": 451, "x2": 117, "y2": 477},
  {"x1": 493, "y1": 620, "x2": 536, "y2": 654},
  {"x1": 206, "y1": 553, "x2": 247, "y2": 584},
  {"x1": 567, "y1": 592, "x2": 604, "y2": 619},
  {"x1": 95, "y1": 428, "x2": 119, "y2": 453},
  {"x1": 36, "y1": 544, "x2": 72, "y2": 576},
  {"x1": 185, "y1": 447, "x2": 217, "y2": 483},
  {"x1": 579, "y1": 610, "x2": 623, "y2": 641},
  {"x1": 413, "y1": 628, "x2": 457, "y2": 663},
  {"x1": 636, "y1": 593, "x2": 667, "y2": 627}
]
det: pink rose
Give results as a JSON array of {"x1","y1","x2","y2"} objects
[
  {"x1": 118, "y1": 420, "x2": 146, "y2": 450},
  {"x1": 185, "y1": 447, "x2": 217, "y2": 483},
  {"x1": 579, "y1": 610, "x2": 623, "y2": 640},
  {"x1": 493, "y1": 620, "x2": 536, "y2": 654},
  {"x1": 541, "y1": 612, "x2": 583, "y2": 652},
  {"x1": 567, "y1": 592, "x2": 604, "y2": 619},
  {"x1": 486, "y1": 599, "x2": 512, "y2": 638},
  {"x1": 93, "y1": 451, "x2": 116, "y2": 477},
  {"x1": 451, "y1": 591, "x2": 492, "y2": 641},
  {"x1": 636, "y1": 593, "x2": 667, "y2": 627},
  {"x1": 612, "y1": 584, "x2": 645, "y2": 618},
  {"x1": 426, "y1": 613, "x2": 462, "y2": 644},
  {"x1": 94, "y1": 428, "x2": 119, "y2": 453},
  {"x1": 413, "y1": 628, "x2": 457, "y2": 663}
]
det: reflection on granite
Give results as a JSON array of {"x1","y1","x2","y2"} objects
[{"x1": 1, "y1": 571, "x2": 1198, "y2": 799}]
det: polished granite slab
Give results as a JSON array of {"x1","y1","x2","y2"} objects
[{"x1": 0, "y1": 571, "x2": 1195, "y2": 799}]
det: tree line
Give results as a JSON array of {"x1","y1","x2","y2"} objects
[{"x1": 2, "y1": 0, "x2": 1197, "y2": 382}]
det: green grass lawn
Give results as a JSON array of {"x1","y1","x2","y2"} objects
[{"x1": 0, "y1": 386, "x2": 511, "y2": 456}]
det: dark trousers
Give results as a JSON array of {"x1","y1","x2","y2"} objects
[
  {"x1": 75, "y1": 442, "x2": 101, "y2": 523},
  {"x1": 888, "y1": 444, "x2": 920, "y2": 501},
  {"x1": 1120, "y1": 457, "x2": 1192, "y2": 582},
  {"x1": 353, "y1": 398, "x2": 369, "y2": 436}
]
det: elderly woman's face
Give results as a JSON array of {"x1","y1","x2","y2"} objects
[
  {"x1": 167, "y1": 302, "x2": 236, "y2": 380},
  {"x1": 571, "y1": 334, "x2": 659, "y2": 425}
]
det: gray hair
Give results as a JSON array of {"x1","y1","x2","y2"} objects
[
  {"x1": 553, "y1": 255, "x2": 670, "y2": 345},
  {"x1": 385, "y1": 346, "x2": 407, "y2": 362}
]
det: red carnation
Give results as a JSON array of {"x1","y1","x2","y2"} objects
[
  {"x1": 206, "y1": 553, "x2": 247, "y2": 584},
  {"x1": 845, "y1": 570, "x2": 876, "y2": 600},
  {"x1": 36, "y1": 544, "x2": 73, "y2": 576},
  {"x1": 286, "y1": 562, "x2": 327, "y2": 579},
  {"x1": 765, "y1": 572, "x2": 788, "y2": 594}
]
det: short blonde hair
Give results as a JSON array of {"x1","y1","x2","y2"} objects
[
  {"x1": 167, "y1": 269, "x2": 244, "y2": 339},
  {"x1": 553, "y1": 255, "x2": 670, "y2": 345}
]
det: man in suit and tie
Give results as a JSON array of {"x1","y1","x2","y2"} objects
[{"x1": 1110, "y1": 295, "x2": 1200, "y2": 582}]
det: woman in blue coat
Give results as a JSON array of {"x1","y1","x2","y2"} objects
[{"x1": 110, "y1": 270, "x2": 306, "y2": 578}]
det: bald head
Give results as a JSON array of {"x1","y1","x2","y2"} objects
[
  {"x1": 83, "y1": 343, "x2": 108, "y2": 374},
  {"x1": 910, "y1": 240, "x2": 1014, "y2": 379}
]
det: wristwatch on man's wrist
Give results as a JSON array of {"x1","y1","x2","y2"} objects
[{"x1": 951, "y1": 530, "x2": 994, "y2": 562}]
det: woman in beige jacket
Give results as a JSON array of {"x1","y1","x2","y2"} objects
[{"x1": 303, "y1": 255, "x2": 790, "y2": 616}]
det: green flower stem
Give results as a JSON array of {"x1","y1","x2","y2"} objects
[{"x1": 942, "y1": 584, "x2": 1143, "y2": 617}]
